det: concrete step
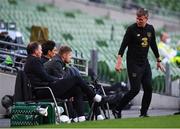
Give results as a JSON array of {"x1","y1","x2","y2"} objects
[
  {"x1": 0, "y1": 118, "x2": 10, "y2": 128},
  {"x1": 132, "y1": 91, "x2": 180, "y2": 109}
]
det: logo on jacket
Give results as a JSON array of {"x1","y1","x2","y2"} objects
[{"x1": 147, "y1": 32, "x2": 152, "y2": 38}]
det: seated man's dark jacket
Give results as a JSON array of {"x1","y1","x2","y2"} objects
[
  {"x1": 41, "y1": 55, "x2": 50, "y2": 64},
  {"x1": 44, "y1": 55, "x2": 70, "y2": 78},
  {"x1": 24, "y1": 55, "x2": 58, "y2": 87}
]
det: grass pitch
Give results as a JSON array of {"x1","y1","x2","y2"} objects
[{"x1": 20, "y1": 115, "x2": 180, "y2": 128}]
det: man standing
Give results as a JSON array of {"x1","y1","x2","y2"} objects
[{"x1": 114, "y1": 8, "x2": 165, "y2": 118}]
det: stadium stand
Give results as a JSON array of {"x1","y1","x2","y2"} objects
[
  {"x1": 89, "y1": 0, "x2": 180, "y2": 18},
  {"x1": 0, "y1": 0, "x2": 179, "y2": 94}
]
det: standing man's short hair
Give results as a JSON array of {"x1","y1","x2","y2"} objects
[
  {"x1": 27, "y1": 41, "x2": 40, "y2": 55},
  {"x1": 59, "y1": 45, "x2": 72, "y2": 56},
  {"x1": 136, "y1": 8, "x2": 149, "y2": 17},
  {"x1": 42, "y1": 40, "x2": 56, "y2": 55}
]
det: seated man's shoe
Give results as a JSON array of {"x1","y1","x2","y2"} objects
[
  {"x1": 72, "y1": 116, "x2": 86, "y2": 122},
  {"x1": 78, "y1": 116, "x2": 86, "y2": 122},
  {"x1": 112, "y1": 109, "x2": 121, "y2": 119},
  {"x1": 72, "y1": 117, "x2": 78, "y2": 123},
  {"x1": 97, "y1": 114, "x2": 105, "y2": 120}
]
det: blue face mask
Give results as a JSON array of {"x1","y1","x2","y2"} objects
[{"x1": 165, "y1": 38, "x2": 171, "y2": 44}]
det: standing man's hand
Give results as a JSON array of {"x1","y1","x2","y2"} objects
[
  {"x1": 115, "y1": 55, "x2": 123, "y2": 72},
  {"x1": 156, "y1": 59, "x2": 166, "y2": 72}
]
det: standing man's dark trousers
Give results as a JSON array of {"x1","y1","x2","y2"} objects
[{"x1": 116, "y1": 60, "x2": 152, "y2": 115}]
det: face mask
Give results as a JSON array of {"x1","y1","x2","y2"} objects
[{"x1": 165, "y1": 38, "x2": 171, "y2": 44}]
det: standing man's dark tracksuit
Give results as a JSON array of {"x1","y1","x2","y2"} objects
[{"x1": 116, "y1": 23, "x2": 160, "y2": 115}]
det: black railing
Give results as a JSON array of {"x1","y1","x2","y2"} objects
[{"x1": 0, "y1": 40, "x2": 88, "y2": 75}]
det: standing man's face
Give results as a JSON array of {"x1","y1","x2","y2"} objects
[
  {"x1": 62, "y1": 51, "x2": 72, "y2": 64},
  {"x1": 136, "y1": 15, "x2": 148, "y2": 27}
]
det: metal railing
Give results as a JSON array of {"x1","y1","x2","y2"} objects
[{"x1": 0, "y1": 40, "x2": 88, "y2": 75}]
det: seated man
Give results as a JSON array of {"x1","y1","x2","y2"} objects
[
  {"x1": 0, "y1": 31, "x2": 14, "y2": 49},
  {"x1": 24, "y1": 42, "x2": 108, "y2": 122},
  {"x1": 44, "y1": 45, "x2": 80, "y2": 79},
  {"x1": 41, "y1": 40, "x2": 57, "y2": 64},
  {"x1": 41, "y1": 42, "x2": 82, "y2": 121},
  {"x1": 44, "y1": 45, "x2": 104, "y2": 120},
  {"x1": 158, "y1": 32, "x2": 180, "y2": 65}
]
